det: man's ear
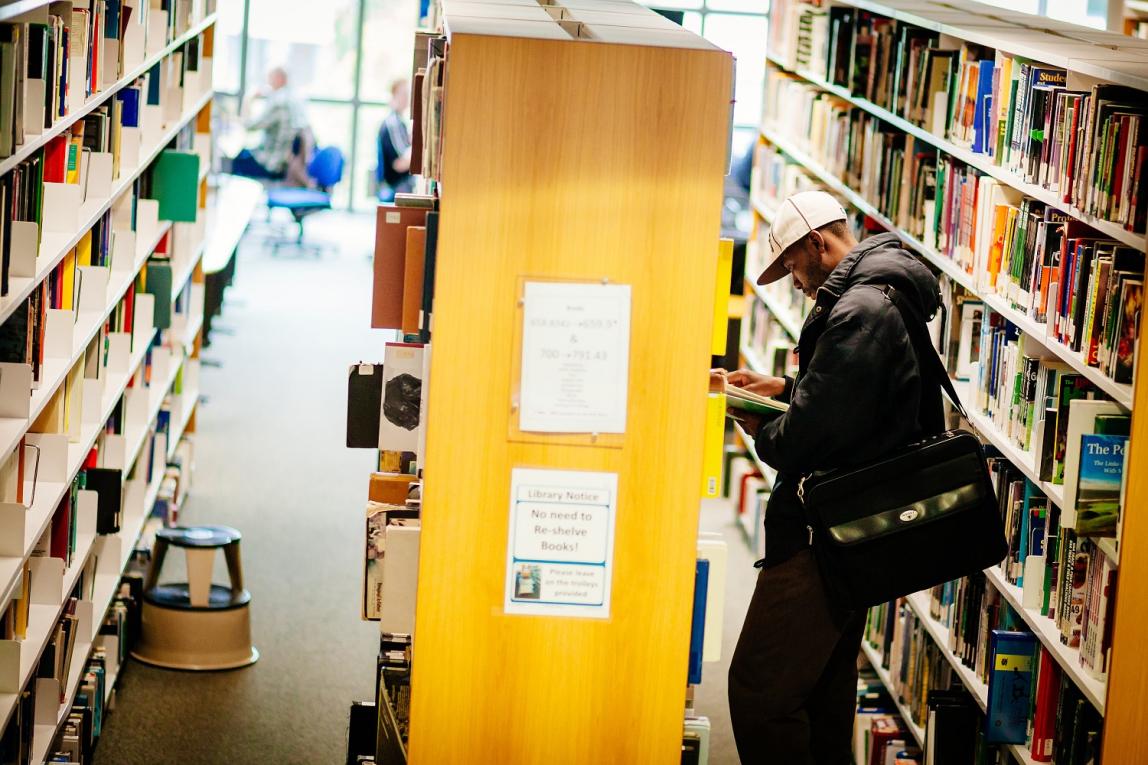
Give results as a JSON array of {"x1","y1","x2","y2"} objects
[{"x1": 811, "y1": 229, "x2": 827, "y2": 256}]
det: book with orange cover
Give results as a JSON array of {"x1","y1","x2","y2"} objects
[
  {"x1": 987, "y1": 203, "x2": 1009, "y2": 288},
  {"x1": 402, "y1": 225, "x2": 426, "y2": 335},
  {"x1": 369, "y1": 472, "x2": 418, "y2": 504}
]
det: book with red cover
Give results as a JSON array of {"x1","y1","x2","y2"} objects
[
  {"x1": 121, "y1": 281, "x2": 134, "y2": 336},
  {"x1": 1029, "y1": 647, "x2": 1061, "y2": 761},
  {"x1": 868, "y1": 716, "x2": 907, "y2": 765},
  {"x1": 44, "y1": 135, "x2": 68, "y2": 183},
  {"x1": 49, "y1": 494, "x2": 71, "y2": 563},
  {"x1": 16, "y1": 437, "x2": 25, "y2": 505},
  {"x1": 410, "y1": 69, "x2": 424, "y2": 177}
]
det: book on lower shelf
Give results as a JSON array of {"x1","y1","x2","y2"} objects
[
  {"x1": 864, "y1": 586, "x2": 1104, "y2": 763},
  {"x1": 859, "y1": 604, "x2": 1009, "y2": 764}
]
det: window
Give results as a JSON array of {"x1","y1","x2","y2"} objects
[
  {"x1": 214, "y1": 0, "x2": 417, "y2": 210},
  {"x1": 645, "y1": 1, "x2": 770, "y2": 142},
  {"x1": 702, "y1": 13, "x2": 769, "y2": 129},
  {"x1": 968, "y1": 0, "x2": 1110, "y2": 30}
]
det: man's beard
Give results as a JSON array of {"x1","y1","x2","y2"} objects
[{"x1": 804, "y1": 259, "x2": 835, "y2": 296}]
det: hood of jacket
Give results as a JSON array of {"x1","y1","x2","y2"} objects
[{"x1": 818, "y1": 232, "x2": 940, "y2": 319}]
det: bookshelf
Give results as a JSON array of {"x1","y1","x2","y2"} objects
[
  {"x1": 404, "y1": 2, "x2": 733, "y2": 761},
  {"x1": 899, "y1": 593, "x2": 1039, "y2": 765},
  {"x1": 745, "y1": 278, "x2": 803, "y2": 340},
  {"x1": 745, "y1": 0, "x2": 1148, "y2": 759},
  {"x1": 756, "y1": 123, "x2": 1136, "y2": 407},
  {"x1": 0, "y1": 1, "x2": 215, "y2": 757},
  {"x1": 0, "y1": 83, "x2": 212, "y2": 612},
  {"x1": 0, "y1": 13, "x2": 217, "y2": 182},
  {"x1": 982, "y1": 566, "x2": 1107, "y2": 712},
  {"x1": 859, "y1": 640, "x2": 927, "y2": 747}
]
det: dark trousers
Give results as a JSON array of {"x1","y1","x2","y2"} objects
[
  {"x1": 225, "y1": 149, "x2": 283, "y2": 180},
  {"x1": 728, "y1": 549, "x2": 867, "y2": 764}
]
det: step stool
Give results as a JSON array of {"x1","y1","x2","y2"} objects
[{"x1": 132, "y1": 525, "x2": 259, "y2": 670}]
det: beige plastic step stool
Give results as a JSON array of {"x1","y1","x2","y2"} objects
[{"x1": 132, "y1": 525, "x2": 259, "y2": 670}]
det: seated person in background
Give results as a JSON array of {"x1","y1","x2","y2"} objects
[
  {"x1": 377, "y1": 79, "x2": 414, "y2": 196},
  {"x1": 226, "y1": 66, "x2": 308, "y2": 180}
]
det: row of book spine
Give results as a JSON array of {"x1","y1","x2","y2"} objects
[
  {"x1": 923, "y1": 572, "x2": 1104, "y2": 764},
  {"x1": 0, "y1": 149, "x2": 200, "y2": 395},
  {"x1": 0, "y1": 145, "x2": 205, "y2": 758},
  {"x1": 1, "y1": 560, "x2": 144, "y2": 765},
  {"x1": 0, "y1": 25, "x2": 209, "y2": 301},
  {"x1": 768, "y1": 0, "x2": 1148, "y2": 234},
  {"x1": 0, "y1": 0, "x2": 210, "y2": 161},
  {"x1": 861, "y1": 600, "x2": 1034, "y2": 765},
  {"x1": 762, "y1": 67, "x2": 1143, "y2": 390},
  {"x1": 0, "y1": 368, "x2": 195, "y2": 764}
]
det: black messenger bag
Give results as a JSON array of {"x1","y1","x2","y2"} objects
[{"x1": 797, "y1": 285, "x2": 1008, "y2": 610}]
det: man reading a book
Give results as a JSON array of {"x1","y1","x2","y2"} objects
[{"x1": 725, "y1": 190, "x2": 941, "y2": 764}]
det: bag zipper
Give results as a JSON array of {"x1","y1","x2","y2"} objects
[{"x1": 797, "y1": 476, "x2": 814, "y2": 546}]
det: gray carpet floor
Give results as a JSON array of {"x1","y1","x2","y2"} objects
[
  {"x1": 95, "y1": 212, "x2": 385, "y2": 765},
  {"x1": 92, "y1": 210, "x2": 758, "y2": 764}
]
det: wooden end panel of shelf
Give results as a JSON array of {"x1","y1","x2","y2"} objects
[
  {"x1": 1101, "y1": 307, "x2": 1148, "y2": 763},
  {"x1": 407, "y1": 33, "x2": 733, "y2": 764}
]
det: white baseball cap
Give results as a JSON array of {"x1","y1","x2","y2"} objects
[{"x1": 757, "y1": 190, "x2": 848, "y2": 285}]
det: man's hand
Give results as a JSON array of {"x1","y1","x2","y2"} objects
[
  {"x1": 726, "y1": 369, "x2": 786, "y2": 398},
  {"x1": 730, "y1": 410, "x2": 765, "y2": 436}
]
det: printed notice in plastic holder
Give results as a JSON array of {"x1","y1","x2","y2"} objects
[
  {"x1": 505, "y1": 468, "x2": 617, "y2": 619},
  {"x1": 519, "y1": 281, "x2": 631, "y2": 434}
]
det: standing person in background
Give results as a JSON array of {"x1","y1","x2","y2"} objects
[
  {"x1": 377, "y1": 78, "x2": 414, "y2": 197},
  {"x1": 225, "y1": 66, "x2": 309, "y2": 180}
]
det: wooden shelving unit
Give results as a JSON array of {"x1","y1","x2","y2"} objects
[{"x1": 407, "y1": 2, "x2": 734, "y2": 762}]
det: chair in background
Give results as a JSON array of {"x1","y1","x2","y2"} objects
[{"x1": 264, "y1": 145, "x2": 345, "y2": 255}]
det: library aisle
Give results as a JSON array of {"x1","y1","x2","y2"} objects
[
  {"x1": 695, "y1": 501, "x2": 755, "y2": 765},
  {"x1": 93, "y1": 214, "x2": 382, "y2": 765}
]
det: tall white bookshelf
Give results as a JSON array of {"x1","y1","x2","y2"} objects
[
  {"x1": 746, "y1": 0, "x2": 1148, "y2": 760},
  {"x1": 0, "y1": 2, "x2": 217, "y2": 760}
]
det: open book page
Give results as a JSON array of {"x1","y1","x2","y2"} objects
[{"x1": 725, "y1": 385, "x2": 789, "y2": 415}]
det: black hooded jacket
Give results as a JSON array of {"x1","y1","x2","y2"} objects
[{"x1": 754, "y1": 232, "x2": 942, "y2": 567}]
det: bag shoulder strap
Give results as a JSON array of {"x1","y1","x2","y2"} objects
[{"x1": 880, "y1": 284, "x2": 968, "y2": 421}]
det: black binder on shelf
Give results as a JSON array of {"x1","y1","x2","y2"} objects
[
  {"x1": 347, "y1": 363, "x2": 384, "y2": 449},
  {"x1": 85, "y1": 467, "x2": 124, "y2": 535}
]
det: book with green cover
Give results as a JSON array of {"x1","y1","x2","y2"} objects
[
  {"x1": 1075, "y1": 433, "x2": 1127, "y2": 536},
  {"x1": 144, "y1": 262, "x2": 173, "y2": 329},
  {"x1": 150, "y1": 150, "x2": 200, "y2": 222}
]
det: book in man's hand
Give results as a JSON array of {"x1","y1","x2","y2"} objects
[{"x1": 724, "y1": 385, "x2": 789, "y2": 417}]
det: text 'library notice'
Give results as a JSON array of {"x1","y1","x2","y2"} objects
[{"x1": 505, "y1": 468, "x2": 618, "y2": 619}]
